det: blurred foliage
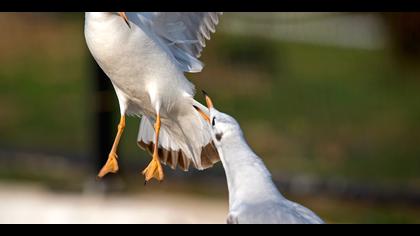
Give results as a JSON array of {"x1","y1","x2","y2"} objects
[
  {"x1": 0, "y1": 13, "x2": 91, "y2": 153},
  {"x1": 194, "y1": 33, "x2": 420, "y2": 186},
  {"x1": 383, "y1": 13, "x2": 420, "y2": 64}
]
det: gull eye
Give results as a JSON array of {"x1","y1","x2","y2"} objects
[
  {"x1": 215, "y1": 133, "x2": 223, "y2": 141},
  {"x1": 212, "y1": 117, "x2": 216, "y2": 126}
]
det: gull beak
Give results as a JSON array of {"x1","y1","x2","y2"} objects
[
  {"x1": 193, "y1": 90, "x2": 214, "y2": 124},
  {"x1": 118, "y1": 12, "x2": 131, "y2": 28},
  {"x1": 202, "y1": 90, "x2": 214, "y2": 110}
]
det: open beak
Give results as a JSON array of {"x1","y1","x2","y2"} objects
[
  {"x1": 202, "y1": 90, "x2": 214, "y2": 109},
  {"x1": 193, "y1": 90, "x2": 214, "y2": 124},
  {"x1": 118, "y1": 12, "x2": 131, "y2": 28}
]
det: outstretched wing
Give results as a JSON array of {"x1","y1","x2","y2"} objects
[{"x1": 129, "y1": 12, "x2": 222, "y2": 73}]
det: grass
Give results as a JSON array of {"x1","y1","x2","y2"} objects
[
  {"x1": 192, "y1": 33, "x2": 420, "y2": 186},
  {"x1": 0, "y1": 13, "x2": 91, "y2": 153}
]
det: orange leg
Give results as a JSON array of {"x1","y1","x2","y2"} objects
[
  {"x1": 142, "y1": 113, "x2": 164, "y2": 182},
  {"x1": 97, "y1": 115, "x2": 126, "y2": 178}
]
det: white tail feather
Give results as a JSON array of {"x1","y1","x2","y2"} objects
[{"x1": 137, "y1": 101, "x2": 219, "y2": 171}]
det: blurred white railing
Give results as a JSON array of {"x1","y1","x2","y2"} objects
[{"x1": 220, "y1": 12, "x2": 388, "y2": 50}]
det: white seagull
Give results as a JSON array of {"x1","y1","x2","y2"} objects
[
  {"x1": 84, "y1": 12, "x2": 222, "y2": 182},
  {"x1": 204, "y1": 94, "x2": 324, "y2": 224}
]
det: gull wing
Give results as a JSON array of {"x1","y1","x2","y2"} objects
[{"x1": 129, "y1": 12, "x2": 222, "y2": 73}]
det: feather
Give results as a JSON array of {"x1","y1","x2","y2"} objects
[
  {"x1": 130, "y1": 12, "x2": 222, "y2": 73},
  {"x1": 137, "y1": 111, "x2": 220, "y2": 171}
]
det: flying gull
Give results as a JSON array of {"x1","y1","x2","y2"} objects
[{"x1": 84, "y1": 12, "x2": 222, "y2": 182}]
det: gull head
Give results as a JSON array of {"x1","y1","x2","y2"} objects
[{"x1": 203, "y1": 91, "x2": 242, "y2": 145}]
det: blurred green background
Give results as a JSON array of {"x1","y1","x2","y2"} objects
[{"x1": 0, "y1": 12, "x2": 420, "y2": 223}]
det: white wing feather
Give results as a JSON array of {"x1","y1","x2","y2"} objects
[{"x1": 128, "y1": 12, "x2": 222, "y2": 73}]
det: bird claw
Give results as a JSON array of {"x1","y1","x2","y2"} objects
[
  {"x1": 97, "y1": 152, "x2": 119, "y2": 179},
  {"x1": 142, "y1": 157, "x2": 164, "y2": 182}
]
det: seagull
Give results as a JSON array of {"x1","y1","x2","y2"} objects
[
  {"x1": 84, "y1": 12, "x2": 222, "y2": 182},
  {"x1": 203, "y1": 93, "x2": 324, "y2": 224}
]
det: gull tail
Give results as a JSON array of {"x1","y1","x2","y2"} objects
[{"x1": 137, "y1": 101, "x2": 220, "y2": 171}]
